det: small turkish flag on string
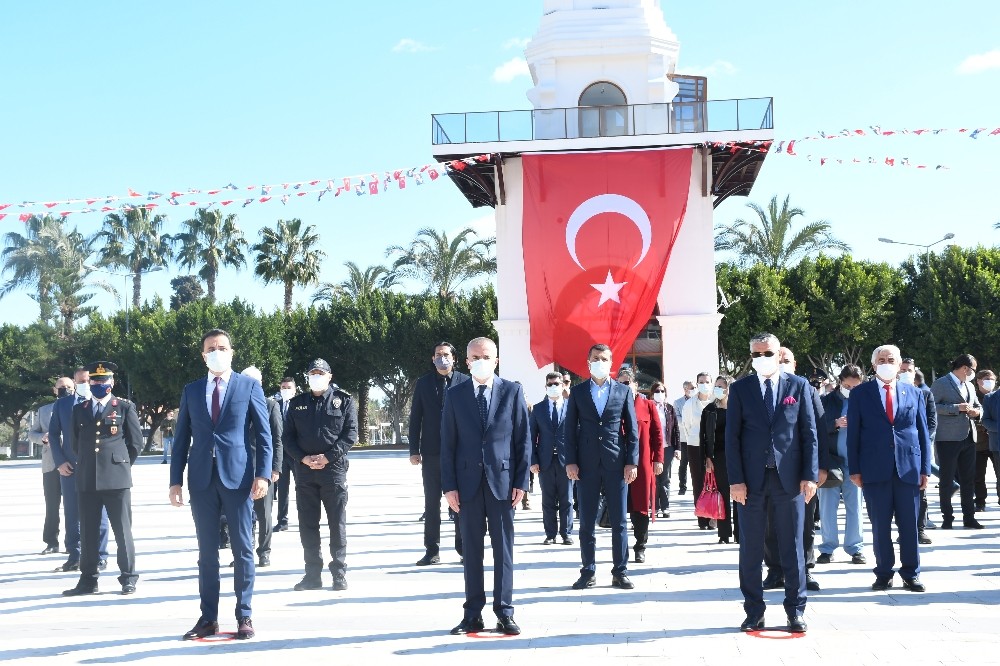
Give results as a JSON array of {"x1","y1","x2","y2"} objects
[
  {"x1": 521, "y1": 148, "x2": 694, "y2": 377},
  {"x1": 19, "y1": 213, "x2": 30, "y2": 222}
]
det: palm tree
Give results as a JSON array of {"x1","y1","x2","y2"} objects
[
  {"x1": 386, "y1": 227, "x2": 496, "y2": 299},
  {"x1": 251, "y1": 218, "x2": 325, "y2": 314},
  {"x1": 173, "y1": 208, "x2": 247, "y2": 302},
  {"x1": 311, "y1": 261, "x2": 399, "y2": 304},
  {"x1": 48, "y1": 229, "x2": 115, "y2": 337},
  {"x1": 714, "y1": 195, "x2": 850, "y2": 270},
  {"x1": 1, "y1": 214, "x2": 64, "y2": 322},
  {"x1": 95, "y1": 207, "x2": 173, "y2": 308}
]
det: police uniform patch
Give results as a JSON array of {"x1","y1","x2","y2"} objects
[{"x1": 332, "y1": 397, "x2": 342, "y2": 409}]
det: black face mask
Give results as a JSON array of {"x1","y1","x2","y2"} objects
[{"x1": 57, "y1": 387, "x2": 72, "y2": 398}]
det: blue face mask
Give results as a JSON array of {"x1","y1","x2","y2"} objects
[{"x1": 90, "y1": 382, "x2": 112, "y2": 399}]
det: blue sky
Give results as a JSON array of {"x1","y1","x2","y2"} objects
[{"x1": 3, "y1": 0, "x2": 999, "y2": 327}]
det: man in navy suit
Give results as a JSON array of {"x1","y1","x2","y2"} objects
[
  {"x1": 530, "y1": 371, "x2": 575, "y2": 546},
  {"x1": 441, "y1": 337, "x2": 530, "y2": 636},
  {"x1": 726, "y1": 333, "x2": 818, "y2": 634},
  {"x1": 169, "y1": 328, "x2": 272, "y2": 641},
  {"x1": 565, "y1": 343, "x2": 639, "y2": 591},
  {"x1": 409, "y1": 342, "x2": 469, "y2": 566},
  {"x1": 847, "y1": 344, "x2": 931, "y2": 592}
]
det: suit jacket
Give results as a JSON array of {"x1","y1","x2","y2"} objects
[
  {"x1": 930, "y1": 373, "x2": 981, "y2": 442},
  {"x1": 408, "y1": 370, "x2": 469, "y2": 457},
  {"x1": 982, "y1": 390, "x2": 1000, "y2": 453},
  {"x1": 530, "y1": 398, "x2": 568, "y2": 471},
  {"x1": 656, "y1": 401, "x2": 680, "y2": 451},
  {"x1": 170, "y1": 372, "x2": 273, "y2": 492},
  {"x1": 846, "y1": 379, "x2": 931, "y2": 485},
  {"x1": 807, "y1": 384, "x2": 832, "y2": 472},
  {"x1": 440, "y1": 376, "x2": 531, "y2": 502},
  {"x1": 246, "y1": 396, "x2": 283, "y2": 475},
  {"x1": 725, "y1": 372, "x2": 819, "y2": 495},
  {"x1": 819, "y1": 390, "x2": 848, "y2": 469},
  {"x1": 49, "y1": 394, "x2": 81, "y2": 468},
  {"x1": 29, "y1": 402, "x2": 56, "y2": 472},
  {"x1": 565, "y1": 379, "x2": 639, "y2": 471},
  {"x1": 916, "y1": 384, "x2": 937, "y2": 443},
  {"x1": 72, "y1": 395, "x2": 142, "y2": 492}
]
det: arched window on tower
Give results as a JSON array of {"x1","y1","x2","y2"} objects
[{"x1": 578, "y1": 81, "x2": 628, "y2": 138}]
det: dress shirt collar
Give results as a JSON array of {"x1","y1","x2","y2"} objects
[
  {"x1": 207, "y1": 369, "x2": 233, "y2": 385},
  {"x1": 757, "y1": 371, "x2": 780, "y2": 389},
  {"x1": 473, "y1": 375, "x2": 494, "y2": 391}
]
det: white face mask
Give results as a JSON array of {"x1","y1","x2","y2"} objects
[
  {"x1": 840, "y1": 387, "x2": 851, "y2": 399},
  {"x1": 279, "y1": 388, "x2": 296, "y2": 401},
  {"x1": 697, "y1": 382, "x2": 712, "y2": 394},
  {"x1": 751, "y1": 354, "x2": 779, "y2": 377},
  {"x1": 875, "y1": 363, "x2": 897, "y2": 382},
  {"x1": 897, "y1": 371, "x2": 915, "y2": 385},
  {"x1": 469, "y1": 359, "x2": 496, "y2": 381},
  {"x1": 589, "y1": 360, "x2": 611, "y2": 380},
  {"x1": 204, "y1": 349, "x2": 233, "y2": 374},
  {"x1": 545, "y1": 384, "x2": 563, "y2": 399},
  {"x1": 779, "y1": 362, "x2": 795, "y2": 374},
  {"x1": 712, "y1": 387, "x2": 726, "y2": 400},
  {"x1": 75, "y1": 382, "x2": 91, "y2": 399},
  {"x1": 983, "y1": 380, "x2": 996, "y2": 392},
  {"x1": 307, "y1": 374, "x2": 331, "y2": 392},
  {"x1": 651, "y1": 392, "x2": 666, "y2": 404}
]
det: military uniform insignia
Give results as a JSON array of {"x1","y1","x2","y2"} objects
[
  {"x1": 110, "y1": 426, "x2": 119, "y2": 435},
  {"x1": 332, "y1": 397, "x2": 342, "y2": 409}
]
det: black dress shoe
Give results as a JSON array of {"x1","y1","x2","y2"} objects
[
  {"x1": 851, "y1": 553, "x2": 868, "y2": 565},
  {"x1": 901, "y1": 577, "x2": 926, "y2": 592},
  {"x1": 121, "y1": 583, "x2": 136, "y2": 595},
  {"x1": 871, "y1": 577, "x2": 893, "y2": 591},
  {"x1": 97, "y1": 559, "x2": 107, "y2": 571},
  {"x1": 293, "y1": 576, "x2": 323, "y2": 591},
  {"x1": 941, "y1": 517, "x2": 953, "y2": 529},
  {"x1": 258, "y1": 554, "x2": 270, "y2": 567},
  {"x1": 572, "y1": 574, "x2": 596, "y2": 589},
  {"x1": 561, "y1": 537, "x2": 574, "y2": 545},
  {"x1": 679, "y1": 488, "x2": 687, "y2": 495},
  {"x1": 740, "y1": 613, "x2": 765, "y2": 632},
  {"x1": 805, "y1": 573, "x2": 820, "y2": 591},
  {"x1": 634, "y1": 550, "x2": 646, "y2": 563},
  {"x1": 416, "y1": 554, "x2": 440, "y2": 566},
  {"x1": 496, "y1": 616, "x2": 521, "y2": 635},
  {"x1": 612, "y1": 574, "x2": 635, "y2": 589},
  {"x1": 236, "y1": 617, "x2": 255, "y2": 640},
  {"x1": 58, "y1": 560, "x2": 80, "y2": 572},
  {"x1": 816, "y1": 553, "x2": 833, "y2": 565},
  {"x1": 183, "y1": 618, "x2": 219, "y2": 640},
  {"x1": 273, "y1": 523, "x2": 288, "y2": 532},
  {"x1": 332, "y1": 576, "x2": 348, "y2": 591},
  {"x1": 918, "y1": 531, "x2": 932, "y2": 544},
  {"x1": 762, "y1": 572, "x2": 784, "y2": 589},
  {"x1": 62, "y1": 584, "x2": 98, "y2": 597},
  {"x1": 976, "y1": 504, "x2": 986, "y2": 512},
  {"x1": 787, "y1": 614, "x2": 807, "y2": 633},
  {"x1": 542, "y1": 537, "x2": 557, "y2": 545},
  {"x1": 964, "y1": 519, "x2": 985, "y2": 529},
  {"x1": 40, "y1": 545, "x2": 59, "y2": 555},
  {"x1": 450, "y1": 616, "x2": 485, "y2": 635}
]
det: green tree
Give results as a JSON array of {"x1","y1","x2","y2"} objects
[
  {"x1": 311, "y1": 261, "x2": 399, "y2": 303},
  {"x1": 0, "y1": 324, "x2": 60, "y2": 449},
  {"x1": 95, "y1": 207, "x2": 173, "y2": 308},
  {"x1": 251, "y1": 218, "x2": 325, "y2": 314},
  {"x1": 386, "y1": 227, "x2": 496, "y2": 299},
  {"x1": 173, "y1": 208, "x2": 248, "y2": 303},
  {"x1": 169, "y1": 275, "x2": 204, "y2": 310},
  {"x1": 1, "y1": 214, "x2": 68, "y2": 323},
  {"x1": 715, "y1": 195, "x2": 850, "y2": 269}
]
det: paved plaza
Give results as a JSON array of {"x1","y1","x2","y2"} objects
[{"x1": 2, "y1": 450, "x2": 998, "y2": 664}]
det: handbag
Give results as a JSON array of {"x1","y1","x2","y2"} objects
[
  {"x1": 596, "y1": 494, "x2": 611, "y2": 528},
  {"x1": 819, "y1": 466, "x2": 844, "y2": 489},
  {"x1": 694, "y1": 469, "x2": 727, "y2": 520}
]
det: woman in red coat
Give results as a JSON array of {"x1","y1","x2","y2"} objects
[{"x1": 617, "y1": 369, "x2": 664, "y2": 563}]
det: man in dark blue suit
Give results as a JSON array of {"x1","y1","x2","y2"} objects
[
  {"x1": 169, "y1": 329, "x2": 273, "y2": 641},
  {"x1": 847, "y1": 344, "x2": 931, "y2": 592},
  {"x1": 726, "y1": 333, "x2": 818, "y2": 634},
  {"x1": 530, "y1": 371, "x2": 575, "y2": 546},
  {"x1": 409, "y1": 342, "x2": 468, "y2": 565},
  {"x1": 441, "y1": 337, "x2": 530, "y2": 636},
  {"x1": 564, "y1": 343, "x2": 639, "y2": 591},
  {"x1": 50, "y1": 367, "x2": 110, "y2": 573}
]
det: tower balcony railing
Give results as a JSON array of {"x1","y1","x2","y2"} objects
[{"x1": 432, "y1": 97, "x2": 773, "y2": 146}]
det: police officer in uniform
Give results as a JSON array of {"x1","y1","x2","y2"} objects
[
  {"x1": 283, "y1": 359, "x2": 358, "y2": 591},
  {"x1": 63, "y1": 361, "x2": 141, "y2": 596}
]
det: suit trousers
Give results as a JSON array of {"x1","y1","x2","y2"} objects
[
  {"x1": 459, "y1": 475, "x2": 515, "y2": 619},
  {"x1": 79, "y1": 488, "x2": 137, "y2": 587},
  {"x1": 538, "y1": 457, "x2": 574, "y2": 540},
  {"x1": 253, "y1": 486, "x2": 274, "y2": 557},
  {"x1": 677, "y1": 442, "x2": 689, "y2": 491},
  {"x1": 189, "y1": 464, "x2": 256, "y2": 620},
  {"x1": 294, "y1": 461, "x2": 349, "y2": 578},
  {"x1": 630, "y1": 512, "x2": 649, "y2": 552},
  {"x1": 42, "y1": 469, "x2": 62, "y2": 548},
  {"x1": 737, "y1": 469, "x2": 806, "y2": 617},
  {"x1": 60, "y1": 473, "x2": 109, "y2": 563},
  {"x1": 936, "y1": 436, "x2": 976, "y2": 521},
  {"x1": 862, "y1": 473, "x2": 920, "y2": 580},
  {"x1": 421, "y1": 455, "x2": 462, "y2": 557},
  {"x1": 578, "y1": 464, "x2": 629, "y2": 577},
  {"x1": 274, "y1": 457, "x2": 292, "y2": 526},
  {"x1": 713, "y1": 450, "x2": 734, "y2": 542},
  {"x1": 765, "y1": 491, "x2": 817, "y2": 572},
  {"x1": 974, "y1": 449, "x2": 1000, "y2": 508},
  {"x1": 656, "y1": 445, "x2": 677, "y2": 511},
  {"x1": 688, "y1": 444, "x2": 709, "y2": 528}
]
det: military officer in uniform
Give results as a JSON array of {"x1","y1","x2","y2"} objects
[
  {"x1": 283, "y1": 359, "x2": 358, "y2": 591},
  {"x1": 63, "y1": 361, "x2": 141, "y2": 596}
]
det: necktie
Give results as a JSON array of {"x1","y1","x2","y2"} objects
[
  {"x1": 883, "y1": 384, "x2": 894, "y2": 425},
  {"x1": 438, "y1": 376, "x2": 448, "y2": 411},
  {"x1": 94, "y1": 401, "x2": 104, "y2": 420},
  {"x1": 477, "y1": 384, "x2": 488, "y2": 432},
  {"x1": 763, "y1": 378, "x2": 775, "y2": 422},
  {"x1": 551, "y1": 400, "x2": 559, "y2": 429},
  {"x1": 212, "y1": 377, "x2": 222, "y2": 425}
]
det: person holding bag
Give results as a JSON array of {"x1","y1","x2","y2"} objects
[
  {"x1": 816, "y1": 365, "x2": 867, "y2": 565},
  {"x1": 701, "y1": 376, "x2": 734, "y2": 543}
]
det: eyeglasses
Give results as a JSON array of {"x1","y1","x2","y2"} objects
[{"x1": 751, "y1": 351, "x2": 776, "y2": 358}]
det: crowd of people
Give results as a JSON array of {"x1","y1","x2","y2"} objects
[{"x1": 26, "y1": 329, "x2": 1000, "y2": 639}]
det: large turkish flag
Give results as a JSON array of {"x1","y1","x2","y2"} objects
[{"x1": 521, "y1": 148, "x2": 694, "y2": 377}]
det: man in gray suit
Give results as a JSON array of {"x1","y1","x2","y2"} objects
[
  {"x1": 930, "y1": 354, "x2": 984, "y2": 529},
  {"x1": 28, "y1": 377, "x2": 74, "y2": 555}
]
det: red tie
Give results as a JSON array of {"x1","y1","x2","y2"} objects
[
  {"x1": 883, "y1": 383, "x2": 894, "y2": 425},
  {"x1": 212, "y1": 377, "x2": 222, "y2": 425}
]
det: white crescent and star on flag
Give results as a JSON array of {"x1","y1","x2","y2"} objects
[{"x1": 564, "y1": 193, "x2": 652, "y2": 307}]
